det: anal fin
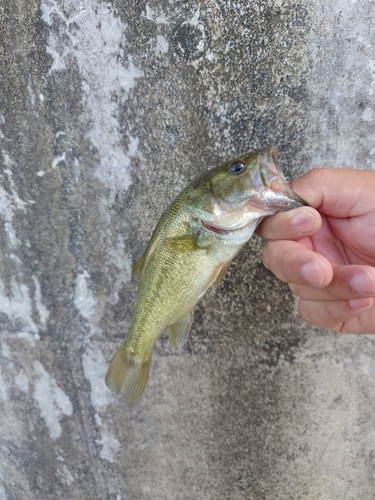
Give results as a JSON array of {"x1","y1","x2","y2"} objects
[
  {"x1": 213, "y1": 262, "x2": 231, "y2": 289},
  {"x1": 168, "y1": 309, "x2": 195, "y2": 351}
]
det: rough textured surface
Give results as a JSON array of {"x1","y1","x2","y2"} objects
[{"x1": 0, "y1": 1, "x2": 374, "y2": 498}]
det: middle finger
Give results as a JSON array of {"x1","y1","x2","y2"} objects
[{"x1": 289, "y1": 265, "x2": 375, "y2": 301}]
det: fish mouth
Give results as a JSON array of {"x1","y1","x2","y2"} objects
[{"x1": 252, "y1": 146, "x2": 307, "y2": 209}]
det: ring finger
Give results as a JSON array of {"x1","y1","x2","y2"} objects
[{"x1": 298, "y1": 297, "x2": 373, "y2": 329}]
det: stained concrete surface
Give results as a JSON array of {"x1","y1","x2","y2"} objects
[{"x1": 0, "y1": 1, "x2": 375, "y2": 499}]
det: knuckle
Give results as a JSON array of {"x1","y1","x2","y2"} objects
[
  {"x1": 298, "y1": 299, "x2": 342, "y2": 327},
  {"x1": 288, "y1": 282, "x2": 299, "y2": 295},
  {"x1": 262, "y1": 245, "x2": 270, "y2": 269},
  {"x1": 298, "y1": 299, "x2": 317, "y2": 326},
  {"x1": 323, "y1": 301, "x2": 347, "y2": 322}
]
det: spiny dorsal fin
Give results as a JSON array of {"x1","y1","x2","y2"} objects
[
  {"x1": 132, "y1": 254, "x2": 143, "y2": 277},
  {"x1": 168, "y1": 309, "x2": 195, "y2": 351}
]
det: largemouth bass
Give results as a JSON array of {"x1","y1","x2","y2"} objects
[{"x1": 106, "y1": 146, "x2": 306, "y2": 408}]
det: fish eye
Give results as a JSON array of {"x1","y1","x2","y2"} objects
[{"x1": 228, "y1": 162, "x2": 246, "y2": 175}]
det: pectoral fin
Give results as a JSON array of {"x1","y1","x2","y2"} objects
[
  {"x1": 165, "y1": 235, "x2": 204, "y2": 252},
  {"x1": 168, "y1": 309, "x2": 195, "y2": 351},
  {"x1": 132, "y1": 254, "x2": 143, "y2": 277},
  {"x1": 196, "y1": 262, "x2": 231, "y2": 300}
]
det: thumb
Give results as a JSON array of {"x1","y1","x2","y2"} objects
[{"x1": 289, "y1": 168, "x2": 375, "y2": 218}]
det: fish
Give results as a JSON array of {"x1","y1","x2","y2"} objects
[{"x1": 105, "y1": 146, "x2": 306, "y2": 408}]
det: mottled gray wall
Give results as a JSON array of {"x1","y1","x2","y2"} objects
[{"x1": 0, "y1": 1, "x2": 374, "y2": 499}]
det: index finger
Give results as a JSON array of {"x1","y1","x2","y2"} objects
[{"x1": 256, "y1": 206, "x2": 321, "y2": 241}]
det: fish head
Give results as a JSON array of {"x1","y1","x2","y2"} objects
[{"x1": 186, "y1": 146, "x2": 307, "y2": 234}]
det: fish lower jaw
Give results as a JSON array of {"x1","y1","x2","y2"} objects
[{"x1": 202, "y1": 219, "x2": 260, "y2": 242}]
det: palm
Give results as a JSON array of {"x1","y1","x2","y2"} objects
[
  {"x1": 303, "y1": 214, "x2": 375, "y2": 333},
  {"x1": 309, "y1": 214, "x2": 375, "y2": 267}
]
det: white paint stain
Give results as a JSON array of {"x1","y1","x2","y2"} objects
[
  {"x1": 57, "y1": 464, "x2": 75, "y2": 485},
  {"x1": 32, "y1": 275, "x2": 50, "y2": 327},
  {"x1": 0, "y1": 368, "x2": 7, "y2": 401},
  {"x1": 0, "y1": 477, "x2": 7, "y2": 500},
  {"x1": 52, "y1": 152, "x2": 66, "y2": 168},
  {"x1": 94, "y1": 412, "x2": 102, "y2": 426},
  {"x1": 27, "y1": 79, "x2": 36, "y2": 109},
  {"x1": 96, "y1": 428, "x2": 121, "y2": 463},
  {"x1": 156, "y1": 35, "x2": 168, "y2": 54},
  {"x1": 41, "y1": 0, "x2": 143, "y2": 200},
  {"x1": 72, "y1": 157, "x2": 80, "y2": 182},
  {"x1": 16, "y1": 331, "x2": 40, "y2": 346},
  {"x1": 9, "y1": 253, "x2": 22, "y2": 264},
  {"x1": 74, "y1": 269, "x2": 106, "y2": 335},
  {"x1": 108, "y1": 235, "x2": 132, "y2": 305},
  {"x1": 3, "y1": 164, "x2": 27, "y2": 213},
  {"x1": 0, "y1": 153, "x2": 27, "y2": 249},
  {"x1": 15, "y1": 369, "x2": 29, "y2": 393},
  {"x1": 82, "y1": 347, "x2": 111, "y2": 410},
  {"x1": 144, "y1": 4, "x2": 169, "y2": 24},
  {"x1": 33, "y1": 360, "x2": 73, "y2": 440},
  {"x1": 361, "y1": 107, "x2": 374, "y2": 122},
  {"x1": 369, "y1": 60, "x2": 375, "y2": 95},
  {"x1": 145, "y1": 4, "x2": 155, "y2": 20},
  {"x1": 74, "y1": 270, "x2": 95, "y2": 321},
  {"x1": 1, "y1": 342, "x2": 11, "y2": 358},
  {"x1": 0, "y1": 278, "x2": 37, "y2": 333}
]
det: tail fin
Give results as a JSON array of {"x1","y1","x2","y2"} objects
[{"x1": 105, "y1": 341, "x2": 152, "y2": 409}]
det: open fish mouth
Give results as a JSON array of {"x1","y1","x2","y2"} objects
[{"x1": 251, "y1": 146, "x2": 307, "y2": 208}]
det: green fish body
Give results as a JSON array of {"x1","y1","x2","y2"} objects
[{"x1": 106, "y1": 146, "x2": 306, "y2": 408}]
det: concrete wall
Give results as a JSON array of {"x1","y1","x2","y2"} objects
[{"x1": 0, "y1": 1, "x2": 374, "y2": 498}]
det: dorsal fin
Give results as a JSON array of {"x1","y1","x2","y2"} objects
[{"x1": 132, "y1": 254, "x2": 143, "y2": 277}]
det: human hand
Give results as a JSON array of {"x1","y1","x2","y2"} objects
[{"x1": 256, "y1": 168, "x2": 375, "y2": 333}]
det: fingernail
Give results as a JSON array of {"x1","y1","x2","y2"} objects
[
  {"x1": 349, "y1": 271, "x2": 375, "y2": 296},
  {"x1": 349, "y1": 298, "x2": 372, "y2": 310},
  {"x1": 300, "y1": 261, "x2": 324, "y2": 286},
  {"x1": 292, "y1": 212, "x2": 318, "y2": 235}
]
